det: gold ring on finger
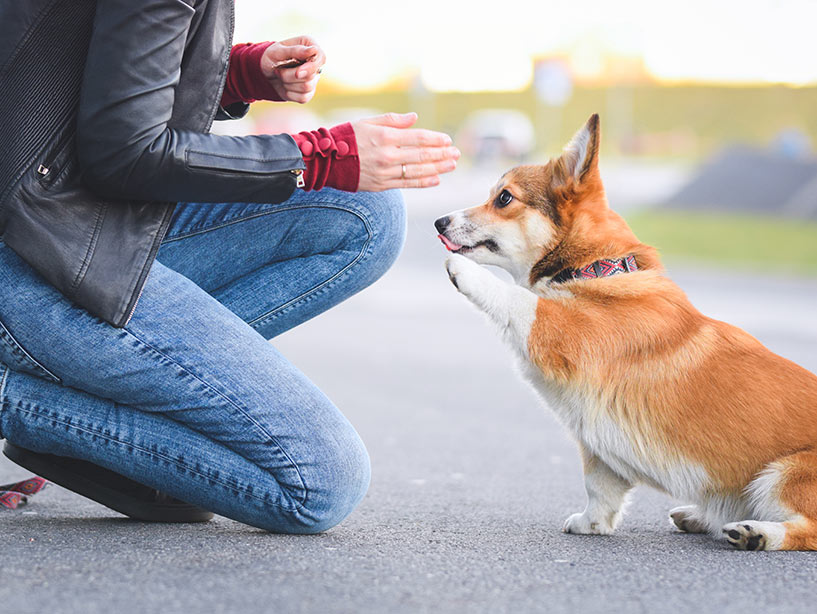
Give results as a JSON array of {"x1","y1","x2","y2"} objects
[{"x1": 401, "y1": 164, "x2": 407, "y2": 180}]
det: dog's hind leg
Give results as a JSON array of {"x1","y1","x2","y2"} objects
[
  {"x1": 669, "y1": 505, "x2": 708, "y2": 533},
  {"x1": 563, "y1": 446, "x2": 634, "y2": 535},
  {"x1": 723, "y1": 450, "x2": 817, "y2": 551}
]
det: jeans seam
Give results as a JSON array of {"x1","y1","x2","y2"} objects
[
  {"x1": 0, "y1": 320, "x2": 62, "y2": 384},
  {"x1": 120, "y1": 326, "x2": 309, "y2": 508},
  {"x1": 162, "y1": 200, "x2": 370, "y2": 243},
  {"x1": 0, "y1": 365, "x2": 8, "y2": 410},
  {"x1": 6, "y1": 401, "x2": 299, "y2": 511},
  {"x1": 247, "y1": 209, "x2": 374, "y2": 329}
]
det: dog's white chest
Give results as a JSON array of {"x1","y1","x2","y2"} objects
[{"x1": 519, "y1": 360, "x2": 708, "y2": 498}]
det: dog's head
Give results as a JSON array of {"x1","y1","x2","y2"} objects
[{"x1": 435, "y1": 114, "x2": 659, "y2": 286}]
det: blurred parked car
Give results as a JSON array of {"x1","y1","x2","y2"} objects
[{"x1": 456, "y1": 109, "x2": 535, "y2": 164}]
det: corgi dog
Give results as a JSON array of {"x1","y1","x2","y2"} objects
[{"x1": 434, "y1": 114, "x2": 817, "y2": 551}]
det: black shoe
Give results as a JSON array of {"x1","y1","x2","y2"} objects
[{"x1": 3, "y1": 442, "x2": 213, "y2": 523}]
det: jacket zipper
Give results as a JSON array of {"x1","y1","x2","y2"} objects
[
  {"x1": 124, "y1": 284, "x2": 145, "y2": 327},
  {"x1": 36, "y1": 129, "x2": 74, "y2": 187},
  {"x1": 122, "y1": 203, "x2": 176, "y2": 327}
]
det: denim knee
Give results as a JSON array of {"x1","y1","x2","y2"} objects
[{"x1": 275, "y1": 431, "x2": 372, "y2": 534}]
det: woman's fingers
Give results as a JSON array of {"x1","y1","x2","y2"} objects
[
  {"x1": 367, "y1": 160, "x2": 456, "y2": 191},
  {"x1": 276, "y1": 60, "x2": 320, "y2": 83},
  {"x1": 353, "y1": 113, "x2": 459, "y2": 191},
  {"x1": 363, "y1": 112, "x2": 419, "y2": 130},
  {"x1": 402, "y1": 159, "x2": 458, "y2": 179},
  {"x1": 280, "y1": 76, "x2": 320, "y2": 94},
  {"x1": 261, "y1": 38, "x2": 326, "y2": 88},
  {"x1": 267, "y1": 38, "x2": 326, "y2": 82},
  {"x1": 268, "y1": 45, "x2": 316, "y2": 71},
  {"x1": 391, "y1": 146, "x2": 460, "y2": 166},
  {"x1": 399, "y1": 177, "x2": 442, "y2": 188},
  {"x1": 284, "y1": 91, "x2": 315, "y2": 104},
  {"x1": 277, "y1": 35, "x2": 321, "y2": 52},
  {"x1": 390, "y1": 160, "x2": 457, "y2": 185},
  {"x1": 278, "y1": 56, "x2": 324, "y2": 82},
  {"x1": 277, "y1": 75, "x2": 320, "y2": 103},
  {"x1": 383, "y1": 176, "x2": 442, "y2": 190},
  {"x1": 390, "y1": 128, "x2": 453, "y2": 148},
  {"x1": 295, "y1": 54, "x2": 325, "y2": 80},
  {"x1": 275, "y1": 44, "x2": 316, "y2": 61}
]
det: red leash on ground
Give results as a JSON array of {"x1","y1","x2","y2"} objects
[{"x1": 0, "y1": 477, "x2": 49, "y2": 510}]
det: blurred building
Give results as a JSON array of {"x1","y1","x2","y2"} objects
[{"x1": 665, "y1": 135, "x2": 817, "y2": 219}]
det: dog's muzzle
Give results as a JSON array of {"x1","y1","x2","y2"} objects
[{"x1": 434, "y1": 216, "x2": 451, "y2": 234}]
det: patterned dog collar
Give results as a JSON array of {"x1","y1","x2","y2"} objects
[{"x1": 551, "y1": 255, "x2": 638, "y2": 285}]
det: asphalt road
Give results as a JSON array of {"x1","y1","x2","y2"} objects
[{"x1": 2, "y1": 181, "x2": 817, "y2": 614}]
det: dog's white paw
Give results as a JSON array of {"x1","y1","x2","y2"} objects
[
  {"x1": 445, "y1": 253, "x2": 490, "y2": 299},
  {"x1": 563, "y1": 512, "x2": 616, "y2": 535},
  {"x1": 669, "y1": 505, "x2": 708, "y2": 534},
  {"x1": 722, "y1": 521, "x2": 785, "y2": 551}
]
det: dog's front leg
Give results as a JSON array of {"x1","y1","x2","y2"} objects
[
  {"x1": 563, "y1": 447, "x2": 635, "y2": 535},
  {"x1": 445, "y1": 254, "x2": 538, "y2": 350}
]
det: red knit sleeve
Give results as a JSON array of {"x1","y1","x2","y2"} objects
[
  {"x1": 221, "y1": 44, "x2": 358, "y2": 191},
  {"x1": 291, "y1": 123, "x2": 360, "y2": 192},
  {"x1": 221, "y1": 42, "x2": 283, "y2": 107}
]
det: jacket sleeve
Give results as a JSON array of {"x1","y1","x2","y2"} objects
[{"x1": 76, "y1": 0, "x2": 305, "y2": 203}]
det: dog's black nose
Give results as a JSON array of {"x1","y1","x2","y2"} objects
[{"x1": 434, "y1": 216, "x2": 451, "y2": 234}]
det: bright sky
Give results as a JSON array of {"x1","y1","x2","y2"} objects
[{"x1": 235, "y1": 0, "x2": 817, "y2": 91}]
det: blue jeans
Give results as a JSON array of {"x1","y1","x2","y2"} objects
[{"x1": 0, "y1": 188, "x2": 406, "y2": 533}]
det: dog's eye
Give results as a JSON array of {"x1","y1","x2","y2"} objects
[{"x1": 497, "y1": 189, "x2": 513, "y2": 208}]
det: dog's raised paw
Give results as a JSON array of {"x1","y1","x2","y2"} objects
[
  {"x1": 444, "y1": 253, "x2": 485, "y2": 297},
  {"x1": 444, "y1": 255, "x2": 461, "y2": 289},
  {"x1": 722, "y1": 521, "x2": 784, "y2": 551}
]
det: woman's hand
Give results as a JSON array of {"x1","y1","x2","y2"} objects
[
  {"x1": 352, "y1": 113, "x2": 460, "y2": 191},
  {"x1": 260, "y1": 36, "x2": 326, "y2": 104}
]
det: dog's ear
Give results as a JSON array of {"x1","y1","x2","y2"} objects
[{"x1": 558, "y1": 114, "x2": 600, "y2": 183}]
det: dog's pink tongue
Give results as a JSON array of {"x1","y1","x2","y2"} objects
[{"x1": 438, "y1": 234, "x2": 462, "y2": 252}]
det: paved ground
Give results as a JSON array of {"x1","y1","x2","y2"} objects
[{"x1": 2, "y1": 174, "x2": 817, "y2": 613}]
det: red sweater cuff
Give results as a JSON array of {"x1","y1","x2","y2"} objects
[
  {"x1": 291, "y1": 123, "x2": 360, "y2": 192},
  {"x1": 221, "y1": 42, "x2": 283, "y2": 107}
]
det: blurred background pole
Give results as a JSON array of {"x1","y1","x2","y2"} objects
[
  {"x1": 534, "y1": 59, "x2": 573, "y2": 156},
  {"x1": 606, "y1": 83, "x2": 634, "y2": 156},
  {"x1": 409, "y1": 73, "x2": 435, "y2": 129}
]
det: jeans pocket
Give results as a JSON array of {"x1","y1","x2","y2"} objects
[{"x1": 0, "y1": 318, "x2": 61, "y2": 384}]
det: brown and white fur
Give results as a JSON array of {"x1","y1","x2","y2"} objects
[{"x1": 435, "y1": 114, "x2": 817, "y2": 550}]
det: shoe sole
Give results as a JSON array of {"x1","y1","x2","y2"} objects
[{"x1": 3, "y1": 442, "x2": 214, "y2": 523}]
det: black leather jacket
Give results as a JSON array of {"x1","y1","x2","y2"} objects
[{"x1": 0, "y1": 0, "x2": 306, "y2": 327}]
